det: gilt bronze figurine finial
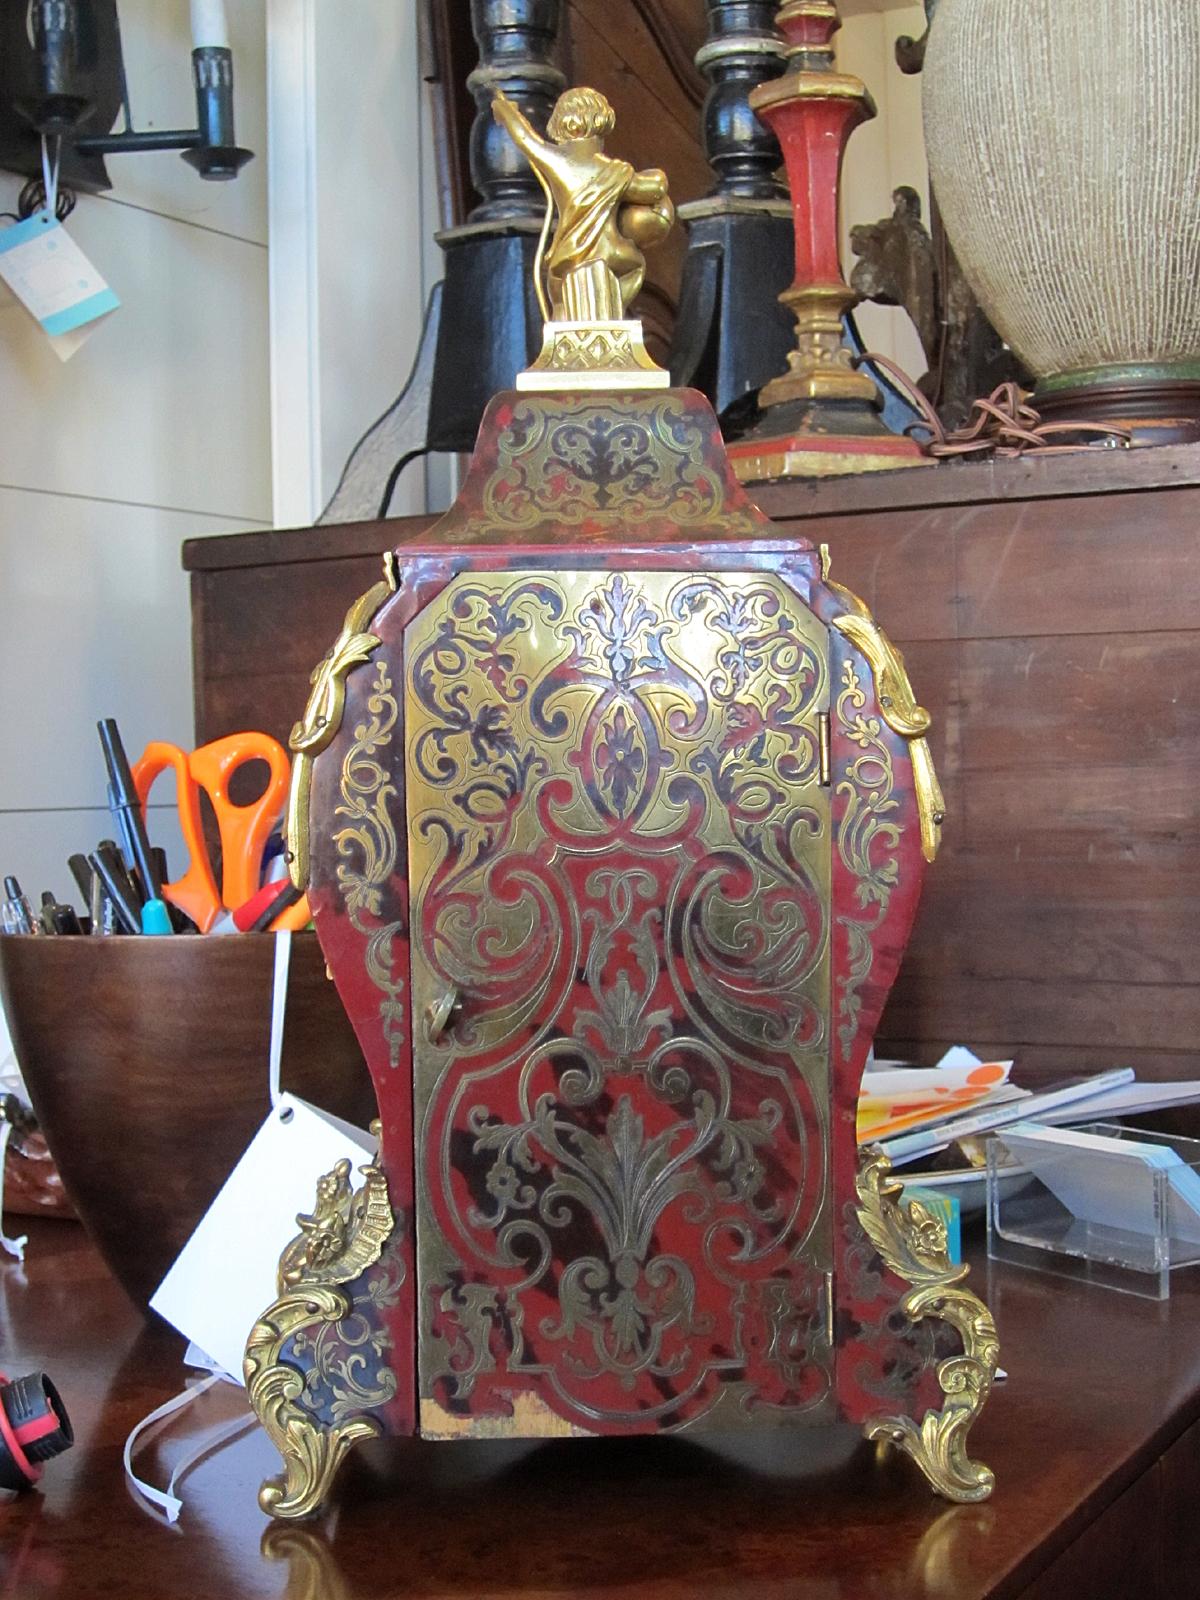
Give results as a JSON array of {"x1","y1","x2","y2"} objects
[{"x1": 492, "y1": 85, "x2": 675, "y2": 391}]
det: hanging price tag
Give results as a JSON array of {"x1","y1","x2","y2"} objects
[
  {"x1": 0, "y1": 210, "x2": 120, "y2": 360},
  {"x1": 150, "y1": 1092, "x2": 376, "y2": 1383},
  {"x1": 150, "y1": 932, "x2": 376, "y2": 1382}
]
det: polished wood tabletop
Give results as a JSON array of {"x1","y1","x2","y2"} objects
[{"x1": 3, "y1": 1215, "x2": 1200, "y2": 1600}]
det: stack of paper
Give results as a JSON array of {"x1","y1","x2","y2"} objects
[
  {"x1": 858, "y1": 1047, "x2": 1019, "y2": 1143},
  {"x1": 859, "y1": 1045, "x2": 1200, "y2": 1169}
]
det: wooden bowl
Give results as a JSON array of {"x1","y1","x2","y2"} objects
[{"x1": 0, "y1": 933, "x2": 375, "y2": 1310}]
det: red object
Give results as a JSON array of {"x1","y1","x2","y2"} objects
[
  {"x1": 767, "y1": 2, "x2": 872, "y2": 314},
  {"x1": 0, "y1": 1376, "x2": 39, "y2": 1485},
  {"x1": 725, "y1": 0, "x2": 929, "y2": 476},
  {"x1": 231, "y1": 879, "x2": 291, "y2": 932},
  {"x1": 292, "y1": 386, "x2": 941, "y2": 1470}
]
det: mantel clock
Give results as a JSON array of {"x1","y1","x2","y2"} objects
[{"x1": 244, "y1": 85, "x2": 998, "y2": 1520}]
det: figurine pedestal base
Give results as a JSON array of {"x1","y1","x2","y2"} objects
[{"x1": 517, "y1": 320, "x2": 669, "y2": 392}]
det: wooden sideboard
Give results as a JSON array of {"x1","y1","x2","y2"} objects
[
  {"x1": 185, "y1": 440, "x2": 1200, "y2": 1080},
  {"x1": 6, "y1": 1215, "x2": 1200, "y2": 1599}
]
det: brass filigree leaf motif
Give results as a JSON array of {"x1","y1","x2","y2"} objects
[
  {"x1": 834, "y1": 658, "x2": 901, "y2": 1056},
  {"x1": 854, "y1": 1149, "x2": 998, "y2": 1502},
  {"x1": 481, "y1": 398, "x2": 740, "y2": 532},
  {"x1": 406, "y1": 569, "x2": 835, "y2": 1430},
  {"x1": 333, "y1": 660, "x2": 407, "y2": 1066},
  {"x1": 285, "y1": 563, "x2": 397, "y2": 889},
  {"x1": 245, "y1": 1155, "x2": 397, "y2": 1518}
]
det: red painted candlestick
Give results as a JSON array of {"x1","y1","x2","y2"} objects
[{"x1": 728, "y1": 0, "x2": 931, "y2": 480}]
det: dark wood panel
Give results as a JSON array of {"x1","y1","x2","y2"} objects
[
  {"x1": 961, "y1": 764, "x2": 1200, "y2": 860},
  {"x1": 564, "y1": 2, "x2": 712, "y2": 312},
  {"x1": 957, "y1": 632, "x2": 1200, "y2": 771},
  {"x1": 906, "y1": 859, "x2": 1200, "y2": 986},
  {"x1": 192, "y1": 553, "x2": 389, "y2": 680},
  {"x1": 15, "y1": 1215, "x2": 1200, "y2": 1600},
  {"x1": 882, "y1": 972, "x2": 1200, "y2": 1053},
  {"x1": 878, "y1": 1039, "x2": 1198, "y2": 1082},
  {"x1": 194, "y1": 668, "x2": 314, "y2": 751},
  {"x1": 184, "y1": 514, "x2": 426, "y2": 572},
  {"x1": 813, "y1": 489, "x2": 1200, "y2": 645},
  {"x1": 568, "y1": 0, "x2": 704, "y2": 123},
  {"x1": 811, "y1": 517, "x2": 960, "y2": 643},
  {"x1": 1157, "y1": 1420, "x2": 1200, "y2": 1590},
  {"x1": 894, "y1": 638, "x2": 961, "y2": 776},
  {"x1": 751, "y1": 440, "x2": 1200, "y2": 521},
  {"x1": 181, "y1": 456, "x2": 1200, "y2": 573},
  {"x1": 1018, "y1": 1464, "x2": 1162, "y2": 1600},
  {"x1": 953, "y1": 490, "x2": 1200, "y2": 640}
]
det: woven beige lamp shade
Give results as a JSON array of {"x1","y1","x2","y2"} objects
[{"x1": 923, "y1": 0, "x2": 1200, "y2": 435}]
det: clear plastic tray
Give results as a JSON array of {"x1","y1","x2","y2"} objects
[{"x1": 986, "y1": 1122, "x2": 1200, "y2": 1299}]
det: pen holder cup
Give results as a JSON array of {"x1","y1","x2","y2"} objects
[{"x1": 0, "y1": 932, "x2": 373, "y2": 1310}]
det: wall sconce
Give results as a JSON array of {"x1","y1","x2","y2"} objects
[{"x1": 0, "y1": 0, "x2": 252, "y2": 207}]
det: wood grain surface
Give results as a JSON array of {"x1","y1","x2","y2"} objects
[
  {"x1": 0, "y1": 934, "x2": 375, "y2": 1309},
  {"x1": 6, "y1": 1217, "x2": 1200, "y2": 1598}
]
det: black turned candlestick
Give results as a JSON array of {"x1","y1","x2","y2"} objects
[
  {"x1": 668, "y1": 1, "x2": 795, "y2": 419},
  {"x1": 323, "y1": 0, "x2": 563, "y2": 523}
]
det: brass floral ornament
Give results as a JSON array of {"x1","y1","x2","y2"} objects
[
  {"x1": 285, "y1": 554, "x2": 398, "y2": 890},
  {"x1": 244, "y1": 1142, "x2": 396, "y2": 1518},
  {"x1": 855, "y1": 1148, "x2": 998, "y2": 1502},
  {"x1": 277, "y1": 1153, "x2": 394, "y2": 1290},
  {"x1": 492, "y1": 85, "x2": 675, "y2": 391}
]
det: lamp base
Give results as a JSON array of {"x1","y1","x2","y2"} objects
[
  {"x1": 727, "y1": 396, "x2": 932, "y2": 482},
  {"x1": 1032, "y1": 367, "x2": 1200, "y2": 447}
]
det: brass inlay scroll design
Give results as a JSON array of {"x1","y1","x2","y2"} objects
[
  {"x1": 822, "y1": 548, "x2": 944, "y2": 863},
  {"x1": 481, "y1": 395, "x2": 733, "y2": 531},
  {"x1": 854, "y1": 1148, "x2": 997, "y2": 1502},
  {"x1": 285, "y1": 556, "x2": 398, "y2": 890},
  {"x1": 834, "y1": 658, "x2": 899, "y2": 1057},
  {"x1": 245, "y1": 1149, "x2": 396, "y2": 1518},
  {"x1": 332, "y1": 659, "x2": 407, "y2": 1067},
  {"x1": 406, "y1": 569, "x2": 834, "y2": 1431}
]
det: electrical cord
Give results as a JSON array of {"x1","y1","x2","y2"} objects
[{"x1": 16, "y1": 176, "x2": 75, "y2": 223}]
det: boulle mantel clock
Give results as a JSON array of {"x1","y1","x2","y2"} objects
[{"x1": 244, "y1": 84, "x2": 998, "y2": 1520}]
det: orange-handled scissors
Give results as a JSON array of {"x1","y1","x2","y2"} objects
[{"x1": 132, "y1": 733, "x2": 307, "y2": 933}]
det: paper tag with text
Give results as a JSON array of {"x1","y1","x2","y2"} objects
[
  {"x1": 150, "y1": 1093, "x2": 377, "y2": 1382},
  {"x1": 0, "y1": 210, "x2": 119, "y2": 359}
]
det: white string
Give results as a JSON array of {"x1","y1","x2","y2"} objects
[
  {"x1": 123, "y1": 1373, "x2": 222, "y2": 1524},
  {"x1": 269, "y1": 929, "x2": 291, "y2": 1109},
  {"x1": 124, "y1": 931, "x2": 299, "y2": 1523},
  {"x1": 39, "y1": 134, "x2": 60, "y2": 221},
  {"x1": 0, "y1": 1121, "x2": 28, "y2": 1263},
  {"x1": 123, "y1": 1349, "x2": 246, "y2": 1525}
]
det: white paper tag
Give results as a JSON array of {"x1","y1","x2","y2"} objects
[
  {"x1": 0, "y1": 211, "x2": 119, "y2": 360},
  {"x1": 150, "y1": 1093, "x2": 376, "y2": 1383},
  {"x1": 0, "y1": 1119, "x2": 28, "y2": 1262}
]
